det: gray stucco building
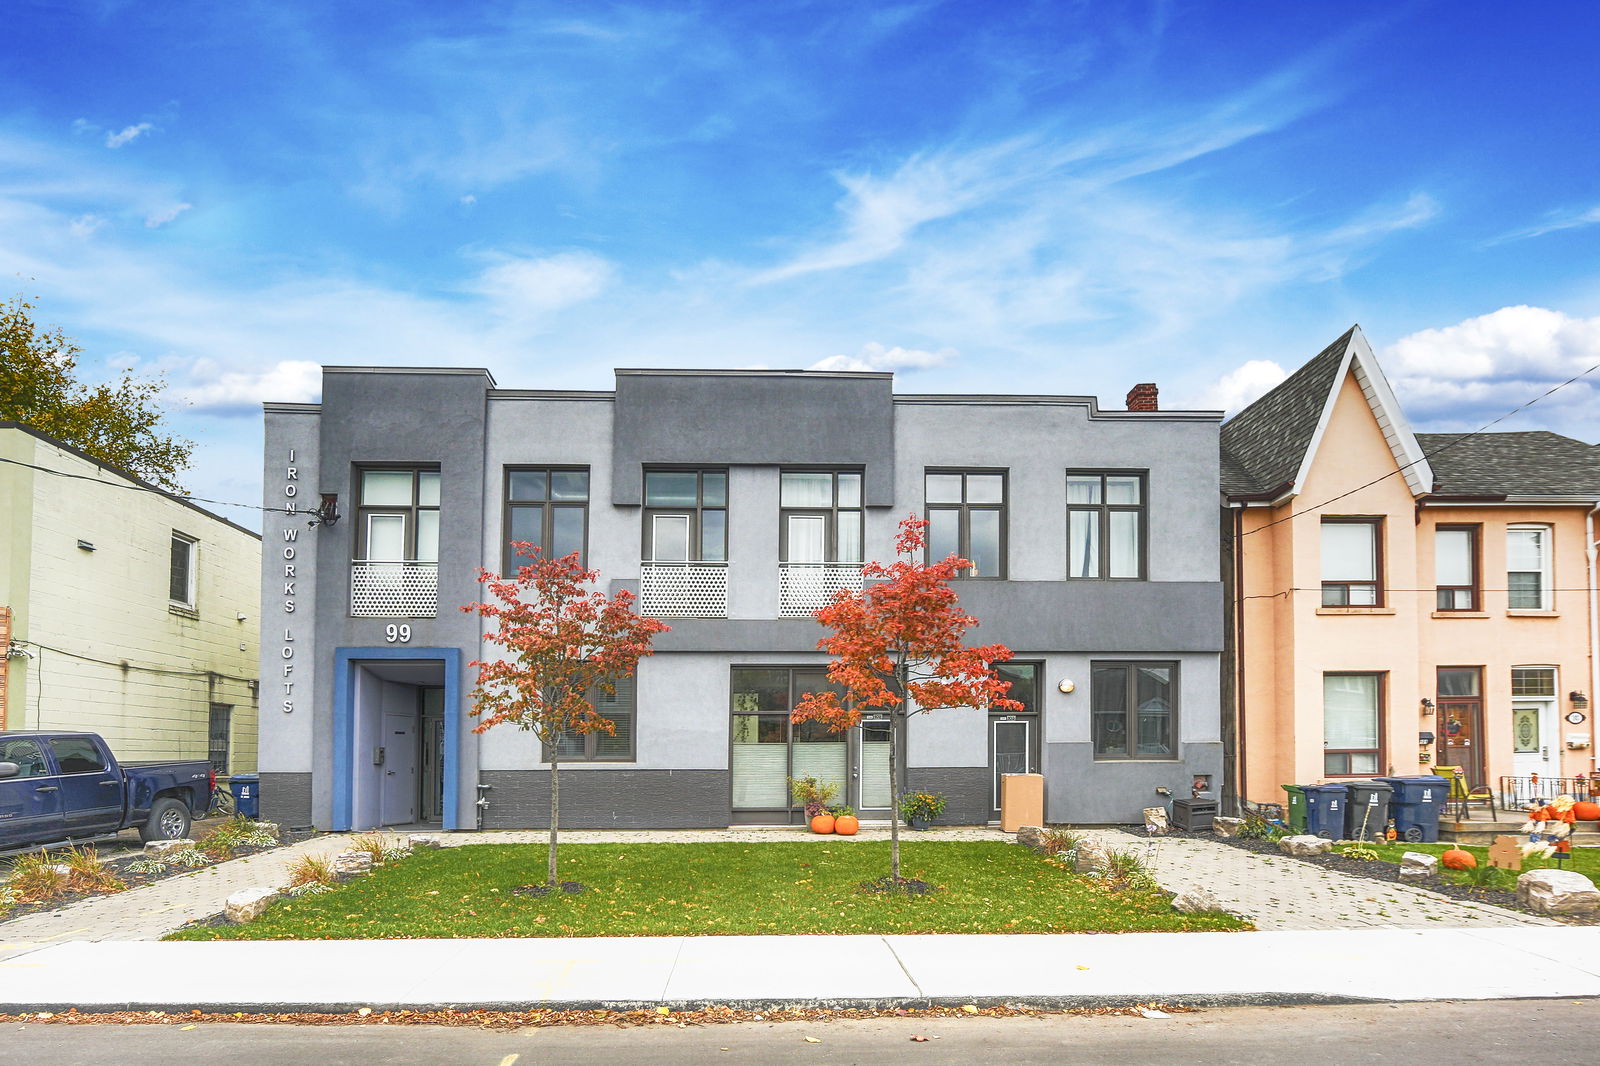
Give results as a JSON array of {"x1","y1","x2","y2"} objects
[{"x1": 258, "y1": 367, "x2": 1224, "y2": 830}]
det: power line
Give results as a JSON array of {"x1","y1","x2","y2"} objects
[
  {"x1": 12, "y1": 639, "x2": 258, "y2": 687},
  {"x1": 0, "y1": 454, "x2": 299, "y2": 517}
]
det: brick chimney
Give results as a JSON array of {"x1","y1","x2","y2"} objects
[{"x1": 1125, "y1": 382, "x2": 1159, "y2": 412}]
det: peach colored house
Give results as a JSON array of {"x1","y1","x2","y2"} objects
[{"x1": 1220, "y1": 327, "x2": 1600, "y2": 814}]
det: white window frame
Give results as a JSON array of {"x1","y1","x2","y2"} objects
[
  {"x1": 1506, "y1": 524, "x2": 1552, "y2": 611},
  {"x1": 169, "y1": 532, "x2": 198, "y2": 608}
]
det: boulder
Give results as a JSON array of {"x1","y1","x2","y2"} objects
[
  {"x1": 1398, "y1": 852, "x2": 1439, "y2": 881},
  {"x1": 1516, "y1": 869, "x2": 1600, "y2": 916},
  {"x1": 1074, "y1": 840, "x2": 1112, "y2": 875},
  {"x1": 1212, "y1": 817, "x2": 1243, "y2": 838},
  {"x1": 1171, "y1": 887, "x2": 1223, "y2": 914},
  {"x1": 1143, "y1": 807, "x2": 1170, "y2": 834},
  {"x1": 144, "y1": 839, "x2": 197, "y2": 857},
  {"x1": 1016, "y1": 826, "x2": 1046, "y2": 850},
  {"x1": 331, "y1": 850, "x2": 374, "y2": 878},
  {"x1": 1277, "y1": 834, "x2": 1332, "y2": 857},
  {"x1": 224, "y1": 886, "x2": 281, "y2": 923},
  {"x1": 408, "y1": 834, "x2": 442, "y2": 850}
]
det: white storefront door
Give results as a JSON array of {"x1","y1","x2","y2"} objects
[{"x1": 1511, "y1": 701, "x2": 1558, "y2": 783}]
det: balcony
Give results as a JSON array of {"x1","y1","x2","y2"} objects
[
  {"x1": 640, "y1": 561, "x2": 728, "y2": 617},
  {"x1": 350, "y1": 560, "x2": 438, "y2": 617},
  {"x1": 779, "y1": 562, "x2": 864, "y2": 616}
]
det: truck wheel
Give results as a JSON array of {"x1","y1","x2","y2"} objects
[{"x1": 140, "y1": 798, "x2": 192, "y2": 842}]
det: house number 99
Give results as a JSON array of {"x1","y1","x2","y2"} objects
[{"x1": 385, "y1": 624, "x2": 412, "y2": 644}]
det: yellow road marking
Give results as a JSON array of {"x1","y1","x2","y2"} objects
[{"x1": 497, "y1": 1056, "x2": 520, "y2": 1066}]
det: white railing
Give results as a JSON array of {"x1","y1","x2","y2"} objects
[
  {"x1": 640, "y1": 561, "x2": 728, "y2": 617},
  {"x1": 350, "y1": 560, "x2": 438, "y2": 617},
  {"x1": 779, "y1": 562, "x2": 865, "y2": 616}
]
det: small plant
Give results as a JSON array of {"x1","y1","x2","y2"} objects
[
  {"x1": 60, "y1": 847, "x2": 125, "y2": 893},
  {"x1": 1235, "y1": 812, "x2": 1277, "y2": 840},
  {"x1": 1040, "y1": 827, "x2": 1085, "y2": 858},
  {"x1": 789, "y1": 776, "x2": 840, "y2": 818},
  {"x1": 0, "y1": 885, "x2": 19, "y2": 916},
  {"x1": 287, "y1": 880, "x2": 335, "y2": 897},
  {"x1": 1102, "y1": 849, "x2": 1159, "y2": 892},
  {"x1": 4, "y1": 853, "x2": 69, "y2": 902},
  {"x1": 899, "y1": 792, "x2": 947, "y2": 823},
  {"x1": 1451, "y1": 863, "x2": 1515, "y2": 891},
  {"x1": 351, "y1": 835, "x2": 392, "y2": 864},
  {"x1": 124, "y1": 858, "x2": 171, "y2": 875},
  {"x1": 380, "y1": 846, "x2": 412, "y2": 864},
  {"x1": 1337, "y1": 844, "x2": 1382, "y2": 862},
  {"x1": 285, "y1": 853, "x2": 337, "y2": 888},
  {"x1": 831, "y1": 805, "x2": 856, "y2": 818},
  {"x1": 168, "y1": 848, "x2": 211, "y2": 869}
]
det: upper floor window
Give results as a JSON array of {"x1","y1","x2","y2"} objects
[
  {"x1": 1321, "y1": 518, "x2": 1382, "y2": 606},
  {"x1": 357, "y1": 468, "x2": 439, "y2": 563},
  {"x1": 780, "y1": 471, "x2": 862, "y2": 564},
  {"x1": 925, "y1": 470, "x2": 1005, "y2": 578},
  {"x1": 169, "y1": 532, "x2": 197, "y2": 607},
  {"x1": 1434, "y1": 525, "x2": 1480, "y2": 611},
  {"x1": 1507, "y1": 524, "x2": 1551, "y2": 610},
  {"x1": 504, "y1": 468, "x2": 589, "y2": 574},
  {"x1": 1066, "y1": 472, "x2": 1146, "y2": 579},
  {"x1": 643, "y1": 469, "x2": 726, "y2": 562}
]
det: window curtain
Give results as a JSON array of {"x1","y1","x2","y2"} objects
[
  {"x1": 1321, "y1": 523, "x2": 1374, "y2": 580},
  {"x1": 1323, "y1": 674, "x2": 1379, "y2": 750}
]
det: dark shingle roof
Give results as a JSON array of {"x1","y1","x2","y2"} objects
[
  {"x1": 1218, "y1": 328, "x2": 1353, "y2": 496},
  {"x1": 1415, "y1": 431, "x2": 1600, "y2": 497}
]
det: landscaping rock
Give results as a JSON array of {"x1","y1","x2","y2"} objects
[
  {"x1": 224, "y1": 886, "x2": 281, "y2": 923},
  {"x1": 1074, "y1": 840, "x2": 1112, "y2": 875},
  {"x1": 1212, "y1": 817, "x2": 1243, "y2": 838},
  {"x1": 1171, "y1": 887, "x2": 1223, "y2": 914},
  {"x1": 1399, "y1": 852, "x2": 1439, "y2": 882},
  {"x1": 331, "y1": 851, "x2": 374, "y2": 878},
  {"x1": 1143, "y1": 807, "x2": 1170, "y2": 834},
  {"x1": 408, "y1": 834, "x2": 442, "y2": 850},
  {"x1": 144, "y1": 839, "x2": 197, "y2": 857},
  {"x1": 1016, "y1": 826, "x2": 1046, "y2": 850},
  {"x1": 1277, "y1": 834, "x2": 1333, "y2": 857},
  {"x1": 1516, "y1": 869, "x2": 1600, "y2": 916}
]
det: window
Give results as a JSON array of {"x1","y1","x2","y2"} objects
[
  {"x1": 504, "y1": 468, "x2": 589, "y2": 574},
  {"x1": 1091, "y1": 661, "x2": 1177, "y2": 760},
  {"x1": 551, "y1": 675, "x2": 636, "y2": 761},
  {"x1": 643, "y1": 470, "x2": 727, "y2": 561},
  {"x1": 1066, "y1": 472, "x2": 1146, "y2": 579},
  {"x1": 780, "y1": 471, "x2": 863, "y2": 563},
  {"x1": 1434, "y1": 525, "x2": 1480, "y2": 610},
  {"x1": 1321, "y1": 518, "x2": 1382, "y2": 606},
  {"x1": 1507, "y1": 525, "x2": 1552, "y2": 610},
  {"x1": 0, "y1": 738, "x2": 49, "y2": 777},
  {"x1": 925, "y1": 470, "x2": 1005, "y2": 578},
  {"x1": 356, "y1": 468, "x2": 440, "y2": 562},
  {"x1": 208, "y1": 704, "x2": 232, "y2": 774},
  {"x1": 1323, "y1": 673, "x2": 1382, "y2": 775},
  {"x1": 1512, "y1": 666, "x2": 1557, "y2": 697},
  {"x1": 169, "y1": 533, "x2": 197, "y2": 607},
  {"x1": 730, "y1": 667, "x2": 849, "y2": 811},
  {"x1": 49, "y1": 736, "x2": 106, "y2": 775}
]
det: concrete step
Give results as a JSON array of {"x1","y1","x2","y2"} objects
[{"x1": 1440, "y1": 821, "x2": 1600, "y2": 846}]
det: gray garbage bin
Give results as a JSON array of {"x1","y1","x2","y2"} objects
[{"x1": 1343, "y1": 779, "x2": 1393, "y2": 842}]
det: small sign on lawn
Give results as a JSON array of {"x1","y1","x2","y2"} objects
[{"x1": 1487, "y1": 835, "x2": 1523, "y2": 871}]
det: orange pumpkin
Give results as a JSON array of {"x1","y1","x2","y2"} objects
[
  {"x1": 810, "y1": 814, "x2": 836, "y2": 834},
  {"x1": 1573, "y1": 800, "x2": 1600, "y2": 822},
  {"x1": 834, "y1": 815, "x2": 860, "y2": 836},
  {"x1": 1441, "y1": 848, "x2": 1477, "y2": 870}
]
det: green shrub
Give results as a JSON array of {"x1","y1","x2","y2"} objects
[
  {"x1": 1102, "y1": 849, "x2": 1159, "y2": 892},
  {"x1": 1040, "y1": 827, "x2": 1084, "y2": 858},
  {"x1": 1337, "y1": 844, "x2": 1382, "y2": 862},
  {"x1": 789, "y1": 776, "x2": 840, "y2": 818},
  {"x1": 899, "y1": 792, "x2": 947, "y2": 822}
]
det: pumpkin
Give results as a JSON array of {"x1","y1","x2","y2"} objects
[
  {"x1": 1441, "y1": 848, "x2": 1477, "y2": 870},
  {"x1": 1573, "y1": 800, "x2": 1600, "y2": 822},
  {"x1": 834, "y1": 814, "x2": 860, "y2": 836},
  {"x1": 810, "y1": 814, "x2": 836, "y2": 834}
]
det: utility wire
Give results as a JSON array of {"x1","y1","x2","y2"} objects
[
  {"x1": 0, "y1": 454, "x2": 302, "y2": 516},
  {"x1": 10, "y1": 638, "x2": 258, "y2": 687}
]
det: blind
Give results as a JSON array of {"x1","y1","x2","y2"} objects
[
  {"x1": 1324, "y1": 674, "x2": 1379, "y2": 749},
  {"x1": 1435, "y1": 529, "x2": 1471, "y2": 585},
  {"x1": 1321, "y1": 522, "x2": 1375, "y2": 580}
]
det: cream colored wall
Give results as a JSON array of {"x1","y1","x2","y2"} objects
[{"x1": 2, "y1": 429, "x2": 261, "y2": 773}]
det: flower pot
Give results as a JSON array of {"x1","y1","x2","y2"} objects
[
  {"x1": 909, "y1": 816, "x2": 930, "y2": 831},
  {"x1": 810, "y1": 814, "x2": 836, "y2": 834},
  {"x1": 834, "y1": 815, "x2": 859, "y2": 836}
]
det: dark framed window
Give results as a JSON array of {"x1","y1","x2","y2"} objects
[
  {"x1": 504, "y1": 467, "x2": 589, "y2": 574},
  {"x1": 779, "y1": 470, "x2": 863, "y2": 563},
  {"x1": 1434, "y1": 525, "x2": 1480, "y2": 611},
  {"x1": 49, "y1": 736, "x2": 107, "y2": 775},
  {"x1": 551, "y1": 675, "x2": 636, "y2": 762},
  {"x1": 643, "y1": 469, "x2": 727, "y2": 562},
  {"x1": 1066, "y1": 471, "x2": 1147, "y2": 579},
  {"x1": 208, "y1": 704, "x2": 232, "y2": 774},
  {"x1": 925, "y1": 470, "x2": 1006, "y2": 578},
  {"x1": 730, "y1": 666, "x2": 849, "y2": 813},
  {"x1": 169, "y1": 532, "x2": 197, "y2": 606},
  {"x1": 356, "y1": 467, "x2": 440, "y2": 562},
  {"x1": 1091, "y1": 661, "x2": 1177, "y2": 760},
  {"x1": 1507, "y1": 524, "x2": 1551, "y2": 610},
  {"x1": 1323, "y1": 672, "x2": 1383, "y2": 775},
  {"x1": 1320, "y1": 518, "x2": 1383, "y2": 606}
]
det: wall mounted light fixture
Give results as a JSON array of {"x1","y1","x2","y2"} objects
[
  {"x1": 1571, "y1": 691, "x2": 1589, "y2": 709},
  {"x1": 1420, "y1": 698, "x2": 1435, "y2": 715}
]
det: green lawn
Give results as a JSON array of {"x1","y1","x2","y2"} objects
[
  {"x1": 168, "y1": 842, "x2": 1250, "y2": 940},
  {"x1": 1340, "y1": 840, "x2": 1600, "y2": 877}
]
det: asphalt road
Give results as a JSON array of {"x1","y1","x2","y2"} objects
[{"x1": 4, "y1": 999, "x2": 1597, "y2": 1065}]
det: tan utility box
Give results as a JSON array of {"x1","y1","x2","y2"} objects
[{"x1": 1000, "y1": 773, "x2": 1044, "y2": 832}]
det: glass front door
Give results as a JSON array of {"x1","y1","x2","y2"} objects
[
  {"x1": 1511, "y1": 701, "x2": 1557, "y2": 782},
  {"x1": 990, "y1": 718, "x2": 1033, "y2": 815},
  {"x1": 854, "y1": 718, "x2": 893, "y2": 816}
]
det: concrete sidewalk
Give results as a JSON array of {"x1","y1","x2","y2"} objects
[{"x1": 0, "y1": 928, "x2": 1597, "y2": 1013}]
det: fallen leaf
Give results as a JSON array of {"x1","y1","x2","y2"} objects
[
  {"x1": 1076, "y1": 965, "x2": 1091, "y2": 970},
  {"x1": 960, "y1": 1004, "x2": 978, "y2": 1014},
  {"x1": 179, "y1": 1024, "x2": 197, "y2": 1031},
  {"x1": 911, "y1": 1035, "x2": 929, "y2": 1042},
  {"x1": 1139, "y1": 1009, "x2": 1171, "y2": 1020},
  {"x1": 803, "y1": 1036, "x2": 821, "y2": 1043},
  {"x1": 656, "y1": 1007, "x2": 671, "y2": 1016}
]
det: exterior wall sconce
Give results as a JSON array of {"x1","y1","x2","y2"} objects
[
  {"x1": 1057, "y1": 678, "x2": 1075, "y2": 694},
  {"x1": 1571, "y1": 691, "x2": 1589, "y2": 709},
  {"x1": 1419, "y1": 698, "x2": 1435, "y2": 714}
]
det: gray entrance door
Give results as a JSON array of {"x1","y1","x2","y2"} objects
[{"x1": 380, "y1": 711, "x2": 417, "y2": 825}]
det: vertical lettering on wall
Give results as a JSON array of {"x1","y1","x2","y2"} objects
[{"x1": 279, "y1": 451, "x2": 299, "y2": 713}]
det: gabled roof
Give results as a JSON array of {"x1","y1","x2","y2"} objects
[{"x1": 1416, "y1": 430, "x2": 1600, "y2": 497}]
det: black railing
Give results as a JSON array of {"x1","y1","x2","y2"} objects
[{"x1": 1499, "y1": 775, "x2": 1597, "y2": 809}]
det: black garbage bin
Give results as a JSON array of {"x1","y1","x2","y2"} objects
[
  {"x1": 1301, "y1": 783, "x2": 1348, "y2": 839},
  {"x1": 229, "y1": 773, "x2": 260, "y2": 819},
  {"x1": 1381, "y1": 775, "x2": 1447, "y2": 842},
  {"x1": 1343, "y1": 780, "x2": 1394, "y2": 842}
]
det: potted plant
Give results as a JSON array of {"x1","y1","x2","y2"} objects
[
  {"x1": 899, "y1": 791, "x2": 946, "y2": 830},
  {"x1": 833, "y1": 806, "x2": 859, "y2": 836},
  {"x1": 790, "y1": 775, "x2": 840, "y2": 832}
]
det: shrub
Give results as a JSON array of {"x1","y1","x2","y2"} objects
[
  {"x1": 350, "y1": 835, "x2": 394, "y2": 864},
  {"x1": 1337, "y1": 844, "x2": 1382, "y2": 862},
  {"x1": 1235, "y1": 812, "x2": 1277, "y2": 840},
  {"x1": 1040, "y1": 827, "x2": 1084, "y2": 858},
  {"x1": 124, "y1": 858, "x2": 170, "y2": 875},
  {"x1": 789, "y1": 776, "x2": 840, "y2": 818},
  {"x1": 899, "y1": 792, "x2": 947, "y2": 822},
  {"x1": 1102, "y1": 849, "x2": 1159, "y2": 892},
  {"x1": 285, "y1": 853, "x2": 337, "y2": 888},
  {"x1": 1452, "y1": 863, "x2": 1515, "y2": 891},
  {"x1": 168, "y1": 848, "x2": 210, "y2": 869},
  {"x1": 5, "y1": 853, "x2": 69, "y2": 902},
  {"x1": 60, "y1": 847, "x2": 125, "y2": 893}
]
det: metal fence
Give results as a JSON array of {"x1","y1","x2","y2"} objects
[{"x1": 1499, "y1": 774, "x2": 1597, "y2": 808}]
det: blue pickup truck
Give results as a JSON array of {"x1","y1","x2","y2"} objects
[{"x1": 0, "y1": 731, "x2": 215, "y2": 852}]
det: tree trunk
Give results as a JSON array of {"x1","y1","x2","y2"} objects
[
  {"x1": 889, "y1": 708, "x2": 902, "y2": 881},
  {"x1": 548, "y1": 754, "x2": 560, "y2": 886}
]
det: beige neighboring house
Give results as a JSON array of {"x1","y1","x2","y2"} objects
[{"x1": 0, "y1": 422, "x2": 261, "y2": 778}]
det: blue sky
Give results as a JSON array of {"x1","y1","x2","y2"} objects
[{"x1": 4, "y1": 1, "x2": 1599, "y2": 523}]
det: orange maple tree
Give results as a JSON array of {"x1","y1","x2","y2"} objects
[
  {"x1": 792, "y1": 515, "x2": 1020, "y2": 881},
  {"x1": 462, "y1": 546, "x2": 669, "y2": 886}
]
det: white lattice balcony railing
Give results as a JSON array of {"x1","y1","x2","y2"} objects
[
  {"x1": 779, "y1": 562, "x2": 865, "y2": 616},
  {"x1": 640, "y1": 561, "x2": 728, "y2": 617},
  {"x1": 350, "y1": 560, "x2": 438, "y2": 617}
]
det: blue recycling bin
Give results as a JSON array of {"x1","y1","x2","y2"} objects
[
  {"x1": 229, "y1": 773, "x2": 260, "y2": 819},
  {"x1": 1381, "y1": 775, "x2": 1447, "y2": 843},
  {"x1": 1301, "y1": 783, "x2": 1348, "y2": 839}
]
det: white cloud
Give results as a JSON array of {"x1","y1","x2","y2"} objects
[
  {"x1": 183, "y1": 360, "x2": 324, "y2": 412},
  {"x1": 1191, "y1": 359, "x2": 1288, "y2": 413},
  {"x1": 143, "y1": 202, "x2": 192, "y2": 228},
  {"x1": 1489, "y1": 204, "x2": 1600, "y2": 245},
  {"x1": 105, "y1": 122, "x2": 154, "y2": 149},
  {"x1": 809, "y1": 341, "x2": 956, "y2": 373},
  {"x1": 459, "y1": 193, "x2": 477, "y2": 205},
  {"x1": 468, "y1": 250, "x2": 615, "y2": 316},
  {"x1": 68, "y1": 213, "x2": 107, "y2": 238}
]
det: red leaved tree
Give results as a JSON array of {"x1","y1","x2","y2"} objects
[
  {"x1": 462, "y1": 547, "x2": 669, "y2": 886},
  {"x1": 792, "y1": 515, "x2": 1020, "y2": 882}
]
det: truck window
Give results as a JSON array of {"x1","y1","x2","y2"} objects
[
  {"x1": 0, "y1": 739, "x2": 50, "y2": 777},
  {"x1": 49, "y1": 737, "x2": 107, "y2": 775}
]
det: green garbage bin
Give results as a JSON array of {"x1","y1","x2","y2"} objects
[{"x1": 1281, "y1": 784, "x2": 1307, "y2": 833}]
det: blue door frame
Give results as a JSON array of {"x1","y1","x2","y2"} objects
[{"x1": 332, "y1": 647, "x2": 463, "y2": 831}]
